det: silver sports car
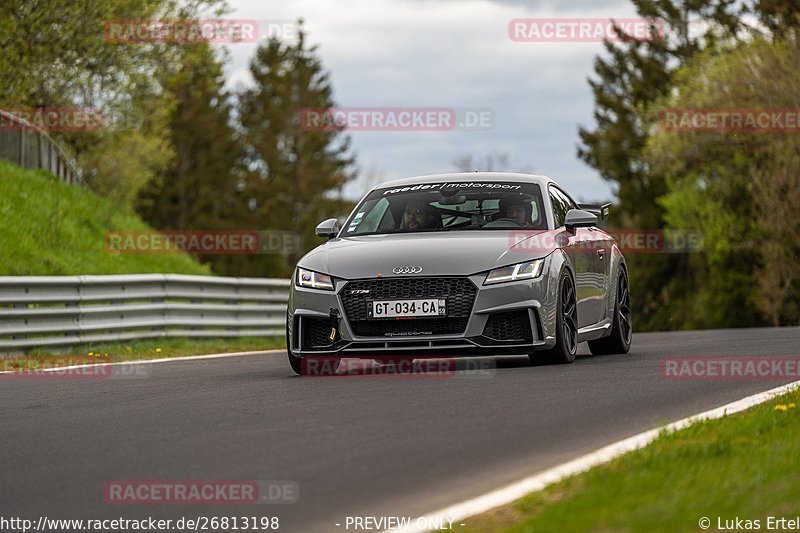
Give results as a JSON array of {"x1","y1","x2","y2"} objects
[{"x1": 287, "y1": 172, "x2": 631, "y2": 374}]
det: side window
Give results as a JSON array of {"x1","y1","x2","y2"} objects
[
  {"x1": 347, "y1": 198, "x2": 390, "y2": 233},
  {"x1": 377, "y1": 206, "x2": 395, "y2": 230},
  {"x1": 556, "y1": 187, "x2": 578, "y2": 211},
  {"x1": 549, "y1": 189, "x2": 567, "y2": 228},
  {"x1": 549, "y1": 186, "x2": 578, "y2": 228}
]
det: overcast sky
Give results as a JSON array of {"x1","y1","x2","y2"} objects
[{"x1": 220, "y1": 0, "x2": 638, "y2": 202}]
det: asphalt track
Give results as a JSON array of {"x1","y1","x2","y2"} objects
[{"x1": 1, "y1": 327, "x2": 799, "y2": 532}]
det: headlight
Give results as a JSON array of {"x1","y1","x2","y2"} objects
[
  {"x1": 296, "y1": 267, "x2": 335, "y2": 290},
  {"x1": 484, "y1": 259, "x2": 544, "y2": 285}
]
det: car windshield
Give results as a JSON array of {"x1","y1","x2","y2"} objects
[{"x1": 342, "y1": 181, "x2": 547, "y2": 235}]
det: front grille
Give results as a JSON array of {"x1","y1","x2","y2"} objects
[
  {"x1": 302, "y1": 317, "x2": 334, "y2": 349},
  {"x1": 341, "y1": 277, "x2": 477, "y2": 337},
  {"x1": 482, "y1": 311, "x2": 533, "y2": 342}
]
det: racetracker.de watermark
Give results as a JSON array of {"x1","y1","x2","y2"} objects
[
  {"x1": 0, "y1": 108, "x2": 102, "y2": 132},
  {"x1": 0, "y1": 356, "x2": 151, "y2": 380},
  {"x1": 105, "y1": 230, "x2": 300, "y2": 255},
  {"x1": 509, "y1": 18, "x2": 665, "y2": 42},
  {"x1": 661, "y1": 108, "x2": 800, "y2": 132},
  {"x1": 661, "y1": 356, "x2": 800, "y2": 380},
  {"x1": 103, "y1": 19, "x2": 297, "y2": 43},
  {"x1": 104, "y1": 480, "x2": 298, "y2": 504},
  {"x1": 300, "y1": 108, "x2": 494, "y2": 132},
  {"x1": 300, "y1": 356, "x2": 496, "y2": 378},
  {"x1": 509, "y1": 229, "x2": 703, "y2": 254}
]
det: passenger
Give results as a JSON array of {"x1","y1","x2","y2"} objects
[{"x1": 498, "y1": 196, "x2": 534, "y2": 227}]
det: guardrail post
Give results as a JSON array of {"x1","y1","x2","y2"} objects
[
  {"x1": 157, "y1": 278, "x2": 167, "y2": 338},
  {"x1": 190, "y1": 278, "x2": 205, "y2": 333},
  {"x1": 11, "y1": 302, "x2": 27, "y2": 342},
  {"x1": 18, "y1": 125, "x2": 25, "y2": 166},
  {"x1": 66, "y1": 300, "x2": 79, "y2": 349}
]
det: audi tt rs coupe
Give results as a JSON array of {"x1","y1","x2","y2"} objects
[{"x1": 287, "y1": 172, "x2": 632, "y2": 374}]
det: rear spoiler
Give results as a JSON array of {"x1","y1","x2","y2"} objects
[{"x1": 578, "y1": 203, "x2": 611, "y2": 220}]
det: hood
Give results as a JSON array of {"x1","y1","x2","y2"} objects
[{"x1": 298, "y1": 231, "x2": 557, "y2": 279}]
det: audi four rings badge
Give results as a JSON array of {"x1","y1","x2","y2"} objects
[{"x1": 392, "y1": 266, "x2": 423, "y2": 274}]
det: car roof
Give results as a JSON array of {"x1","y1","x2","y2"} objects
[{"x1": 374, "y1": 172, "x2": 556, "y2": 190}]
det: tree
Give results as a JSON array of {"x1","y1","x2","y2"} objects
[
  {"x1": 237, "y1": 25, "x2": 357, "y2": 277},
  {"x1": 578, "y1": 0, "x2": 746, "y2": 225},
  {"x1": 136, "y1": 41, "x2": 244, "y2": 275},
  {"x1": 577, "y1": 0, "x2": 746, "y2": 330},
  {"x1": 644, "y1": 36, "x2": 800, "y2": 327},
  {"x1": 0, "y1": 0, "x2": 226, "y2": 213},
  {"x1": 752, "y1": 0, "x2": 800, "y2": 36}
]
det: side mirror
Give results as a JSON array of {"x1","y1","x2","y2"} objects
[
  {"x1": 315, "y1": 218, "x2": 340, "y2": 239},
  {"x1": 564, "y1": 209, "x2": 598, "y2": 230}
]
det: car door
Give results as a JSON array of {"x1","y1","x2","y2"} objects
[
  {"x1": 591, "y1": 225, "x2": 613, "y2": 323},
  {"x1": 548, "y1": 186, "x2": 606, "y2": 328}
]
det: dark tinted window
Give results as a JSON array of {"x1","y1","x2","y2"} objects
[
  {"x1": 548, "y1": 186, "x2": 578, "y2": 228},
  {"x1": 343, "y1": 181, "x2": 546, "y2": 235}
]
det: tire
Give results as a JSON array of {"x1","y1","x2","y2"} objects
[
  {"x1": 288, "y1": 350, "x2": 303, "y2": 374},
  {"x1": 588, "y1": 267, "x2": 632, "y2": 355},
  {"x1": 531, "y1": 269, "x2": 577, "y2": 365},
  {"x1": 286, "y1": 318, "x2": 305, "y2": 375},
  {"x1": 286, "y1": 316, "x2": 341, "y2": 375}
]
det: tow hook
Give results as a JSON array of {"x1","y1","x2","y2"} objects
[{"x1": 329, "y1": 308, "x2": 340, "y2": 342}]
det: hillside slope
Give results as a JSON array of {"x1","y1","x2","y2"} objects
[{"x1": 0, "y1": 160, "x2": 210, "y2": 276}]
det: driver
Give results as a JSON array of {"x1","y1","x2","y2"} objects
[
  {"x1": 402, "y1": 200, "x2": 437, "y2": 231},
  {"x1": 498, "y1": 196, "x2": 533, "y2": 227}
]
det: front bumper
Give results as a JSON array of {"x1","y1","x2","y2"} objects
[{"x1": 288, "y1": 269, "x2": 558, "y2": 358}]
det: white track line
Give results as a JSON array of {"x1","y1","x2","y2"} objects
[
  {"x1": 0, "y1": 349, "x2": 284, "y2": 374},
  {"x1": 390, "y1": 380, "x2": 800, "y2": 533}
]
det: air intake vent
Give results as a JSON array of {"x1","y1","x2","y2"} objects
[{"x1": 482, "y1": 311, "x2": 533, "y2": 342}]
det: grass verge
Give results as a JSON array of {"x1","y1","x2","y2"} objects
[
  {"x1": 462, "y1": 387, "x2": 800, "y2": 533},
  {"x1": 1, "y1": 336, "x2": 284, "y2": 370},
  {"x1": 0, "y1": 159, "x2": 209, "y2": 275}
]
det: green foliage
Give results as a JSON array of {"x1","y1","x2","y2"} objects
[
  {"x1": 0, "y1": 0, "x2": 164, "y2": 108},
  {"x1": 82, "y1": 126, "x2": 174, "y2": 213},
  {"x1": 0, "y1": 159, "x2": 209, "y2": 275},
  {"x1": 135, "y1": 42, "x2": 245, "y2": 275},
  {"x1": 577, "y1": 1, "x2": 745, "y2": 332},
  {"x1": 1, "y1": 2, "x2": 357, "y2": 278},
  {"x1": 579, "y1": 0, "x2": 800, "y2": 330},
  {"x1": 237, "y1": 26, "x2": 357, "y2": 277},
  {"x1": 751, "y1": 0, "x2": 800, "y2": 36},
  {"x1": 578, "y1": 0, "x2": 744, "y2": 226},
  {"x1": 645, "y1": 37, "x2": 800, "y2": 327},
  {"x1": 0, "y1": 0, "x2": 225, "y2": 212}
]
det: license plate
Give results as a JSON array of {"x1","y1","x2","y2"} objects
[{"x1": 367, "y1": 299, "x2": 446, "y2": 319}]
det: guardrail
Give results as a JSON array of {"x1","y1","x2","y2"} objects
[
  {"x1": 0, "y1": 109, "x2": 83, "y2": 185},
  {"x1": 0, "y1": 275, "x2": 289, "y2": 353}
]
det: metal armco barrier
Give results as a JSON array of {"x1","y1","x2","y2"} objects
[{"x1": 0, "y1": 275, "x2": 289, "y2": 353}]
